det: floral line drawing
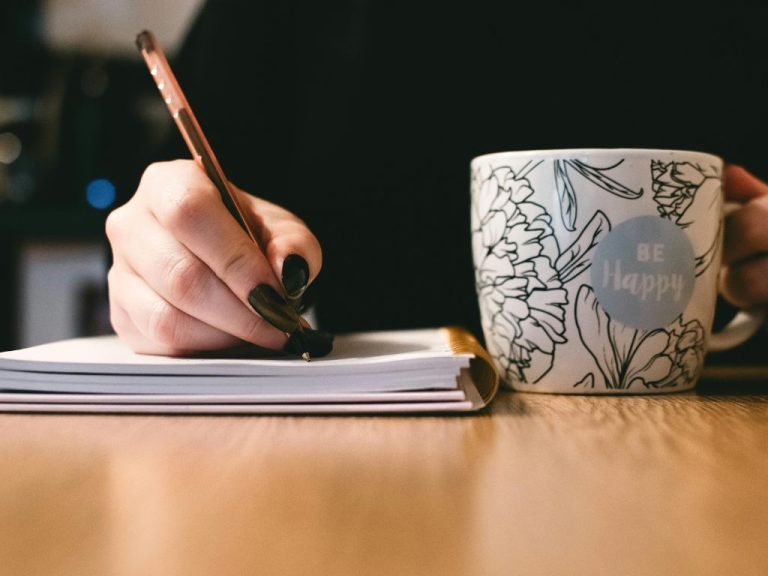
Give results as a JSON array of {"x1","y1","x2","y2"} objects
[
  {"x1": 554, "y1": 158, "x2": 643, "y2": 231},
  {"x1": 695, "y1": 224, "x2": 722, "y2": 276},
  {"x1": 651, "y1": 160, "x2": 722, "y2": 276},
  {"x1": 555, "y1": 213, "x2": 609, "y2": 284},
  {"x1": 574, "y1": 285, "x2": 705, "y2": 390},
  {"x1": 472, "y1": 163, "x2": 611, "y2": 385}
]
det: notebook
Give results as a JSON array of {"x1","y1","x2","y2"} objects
[{"x1": 0, "y1": 327, "x2": 499, "y2": 414}]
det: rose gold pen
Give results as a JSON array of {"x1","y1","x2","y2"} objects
[
  {"x1": 136, "y1": 30, "x2": 258, "y2": 243},
  {"x1": 135, "y1": 30, "x2": 313, "y2": 361}
]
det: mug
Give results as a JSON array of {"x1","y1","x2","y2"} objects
[{"x1": 470, "y1": 148, "x2": 764, "y2": 394}]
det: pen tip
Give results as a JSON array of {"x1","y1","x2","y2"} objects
[{"x1": 302, "y1": 352, "x2": 311, "y2": 362}]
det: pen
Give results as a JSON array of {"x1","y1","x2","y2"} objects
[
  {"x1": 135, "y1": 30, "x2": 316, "y2": 361},
  {"x1": 135, "y1": 30, "x2": 256, "y2": 243}
]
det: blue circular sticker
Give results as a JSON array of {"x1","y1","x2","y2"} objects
[{"x1": 590, "y1": 216, "x2": 695, "y2": 330}]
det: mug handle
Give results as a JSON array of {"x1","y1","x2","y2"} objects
[
  {"x1": 708, "y1": 201, "x2": 766, "y2": 351},
  {"x1": 707, "y1": 306, "x2": 765, "y2": 352}
]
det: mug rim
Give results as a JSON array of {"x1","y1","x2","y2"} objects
[{"x1": 471, "y1": 147, "x2": 723, "y2": 166}]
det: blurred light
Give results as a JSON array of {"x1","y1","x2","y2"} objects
[
  {"x1": 41, "y1": 0, "x2": 204, "y2": 57},
  {"x1": 0, "y1": 133, "x2": 22, "y2": 165},
  {"x1": 85, "y1": 178, "x2": 116, "y2": 209}
]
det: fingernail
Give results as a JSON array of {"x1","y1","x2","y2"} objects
[
  {"x1": 283, "y1": 328, "x2": 335, "y2": 359},
  {"x1": 247, "y1": 284, "x2": 301, "y2": 333},
  {"x1": 291, "y1": 281, "x2": 317, "y2": 313},
  {"x1": 281, "y1": 254, "x2": 309, "y2": 299}
]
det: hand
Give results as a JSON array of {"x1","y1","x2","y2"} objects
[
  {"x1": 106, "y1": 160, "x2": 321, "y2": 355},
  {"x1": 722, "y1": 164, "x2": 768, "y2": 307}
]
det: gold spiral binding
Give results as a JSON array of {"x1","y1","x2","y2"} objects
[{"x1": 442, "y1": 326, "x2": 500, "y2": 406}]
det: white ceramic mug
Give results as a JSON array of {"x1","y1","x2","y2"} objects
[{"x1": 470, "y1": 148, "x2": 764, "y2": 394}]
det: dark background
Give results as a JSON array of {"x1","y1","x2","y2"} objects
[{"x1": 0, "y1": 0, "x2": 766, "y2": 364}]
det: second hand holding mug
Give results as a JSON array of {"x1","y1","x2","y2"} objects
[{"x1": 470, "y1": 148, "x2": 764, "y2": 394}]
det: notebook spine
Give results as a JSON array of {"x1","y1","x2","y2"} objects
[{"x1": 442, "y1": 327, "x2": 500, "y2": 406}]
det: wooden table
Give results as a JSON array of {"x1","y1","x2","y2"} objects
[{"x1": 1, "y1": 380, "x2": 767, "y2": 576}]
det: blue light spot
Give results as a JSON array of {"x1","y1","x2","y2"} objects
[{"x1": 86, "y1": 178, "x2": 116, "y2": 210}]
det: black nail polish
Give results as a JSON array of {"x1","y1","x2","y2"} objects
[
  {"x1": 247, "y1": 284, "x2": 301, "y2": 333},
  {"x1": 290, "y1": 281, "x2": 317, "y2": 313},
  {"x1": 283, "y1": 328, "x2": 334, "y2": 359},
  {"x1": 248, "y1": 284, "x2": 333, "y2": 360},
  {"x1": 282, "y1": 254, "x2": 309, "y2": 299}
]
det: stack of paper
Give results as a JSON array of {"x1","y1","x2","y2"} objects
[{"x1": 0, "y1": 328, "x2": 499, "y2": 414}]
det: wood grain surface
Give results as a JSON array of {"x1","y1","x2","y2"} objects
[{"x1": 1, "y1": 385, "x2": 767, "y2": 576}]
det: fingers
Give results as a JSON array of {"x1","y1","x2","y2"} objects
[
  {"x1": 105, "y1": 160, "x2": 323, "y2": 354},
  {"x1": 107, "y1": 201, "x2": 287, "y2": 350},
  {"x1": 722, "y1": 257, "x2": 768, "y2": 309},
  {"x1": 244, "y1": 194, "x2": 322, "y2": 300},
  {"x1": 724, "y1": 164, "x2": 768, "y2": 203},
  {"x1": 721, "y1": 164, "x2": 768, "y2": 308},
  {"x1": 108, "y1": 264, "x2": 242, "y2": 355},
  {"x1": 139, "y1": 161, "x2": 282, "y2": 302},
  {"x1": 722, "y1": 201, "x2": 768, "y2": 307},
  {"x1": 140, "y1": 161, "x2": 322, "y2": 301},
  {"x1": 723, "y1": 193, "x2": 768, "y2": 264}
]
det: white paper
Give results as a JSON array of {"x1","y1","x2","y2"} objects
[
  {"x1": 0, "y1": 330, "x2": 471, "y2": 376},
  {"x1": 0, "y1": 329, "x2": 485, "y2": 412}
]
